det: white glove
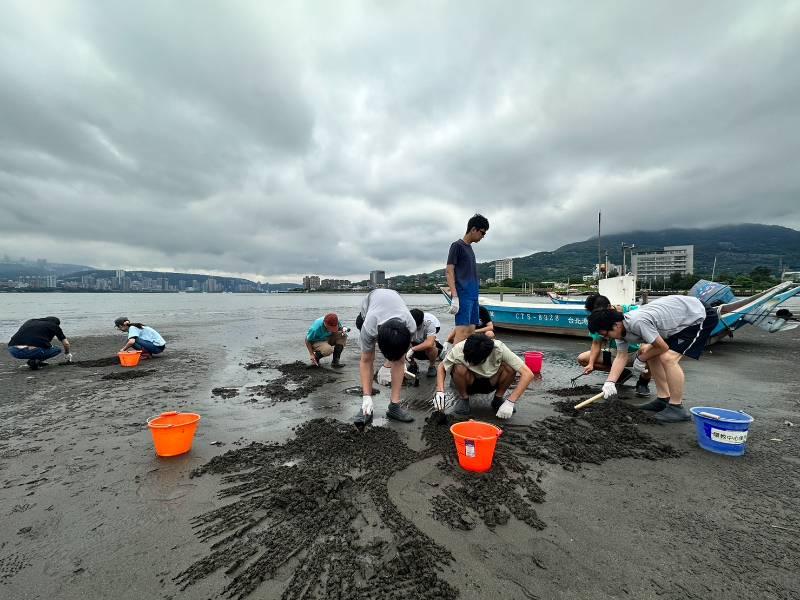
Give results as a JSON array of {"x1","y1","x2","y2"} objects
[
  {"x1": 632, "y1": 357, "x2": 646, "y2": 375},
  {"x1": 448, "y1": 296, "x2": 460, "y2": 315},
  {"x1": 496, "y1": 399, "x2": 515, "y2": 419},
  {"x1": 602, "y1": 381, "x2": 617, "y2": 399},
  {"x1": 433, "y1": 391, "x2": 446, "y2": 411},
  {"x1": 361, "y1": 395, "x2": 373, "y2": 416},
  {"x1": 341, "y1": 327, "x2": 351, "y2": 334},
  {"x1": 64, "y1": 353, "x2": 73, "y2": 364},
  {"x1": 439, "y1": 342, "x2": 452, "y2": 360},
  {"x1": 376, "y1": 366, "x2": 392, "y2": 386},
  {"x1": 406, "y1": 347, "x2": 416, "y2": 361}
]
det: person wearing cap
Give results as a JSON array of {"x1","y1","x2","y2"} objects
[
  {"x1": 355, "y1": 289, "x2": 416, "y2": 424},
  {"x1": 7, "y1": 316, "x2": 72, "y2": 370},
  {"x1": 305, "y1": 313, "x2": 348, "y2": 368},
  {"x1": 115, "y1": 317, "x2": 166, "y2": 357},
  {"x1": 587, "y1": 295, "x2": 719, "y2": 423}
]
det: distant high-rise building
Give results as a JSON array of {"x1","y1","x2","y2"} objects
[
  {"x1": 369, "y1": 270, "x2": 386, "y2": 287},
  {"x1": 115, "y1": 269, "x2": 125, "y2": 288},
  {"x1": 495, "y1": 259, "x2": 514, "y2": 281},
  {"x1": 631, "y1": 245, "x2": 694, "y2": 281}
]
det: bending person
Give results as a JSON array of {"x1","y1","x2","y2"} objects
[
  {"x1": 115, "y1": 317, "x2": 166, "y2": 357},
  {"x1": 356, "y1": 289, "x2": 416, "y2": 424},
  {"x1": 7, "y1": 317, "x2": 72, "y2": 370},
  {"x1": 407, "y1": 309, "x2": 442, "y2": 377},
  {"x1": 577, "y1": 294, "x2": 650, "y2": 396},
  {"x1": 434, "y1": 333, "x2": 534, "y2": 419},
  {"x1": 305, "y1": 313, "x2": 348, "y2": 368},
  {"x1": 587, "y1": 295, "x2": 718, "y2": 423}
]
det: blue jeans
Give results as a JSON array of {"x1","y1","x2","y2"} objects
[
  {"x1": 8, "y1": 346, "x2": 62, "y2": 361},
  {"x1": 132, "y1": 339, "x2": 166, "y2": 354}
]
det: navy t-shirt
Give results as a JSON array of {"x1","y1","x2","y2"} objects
[
  {"x1": 479, "y1": 305, "x2": 492, "y2": 327},
  {"x1": 447, "y1": 240, "x2": 478, "y2": 297},
  {"x1": 9, "y1": 319, "x2": 66, "y2": 349}
]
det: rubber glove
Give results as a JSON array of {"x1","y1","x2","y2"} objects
[
  {"x1": 496, "y1": 399, "x2": 515, "y2": 419},
  {"x1": 406, "y1": 347, "x2": 416, "y2": 361},
  {"x1": 433, "y1": 391, "x2": 446, "y2": 411},
  {"x1": 64, "y1": 353, "x2": 73, "y2": 364},
  {"x1": 632, "y1": 357, "x2": 646, "y2": 376},
  {"x1": 602, "y1": 381, "x2": 617, "y2": 399},
  {"x1": 361, "y1": 395, "x2": 373, "y2": 416},
  {"x1": 448, "y1": 296, "x2": 460, "y2": 315},
  {"x1": 376, "y1": 366, "x2": 392, "y2": 386}
]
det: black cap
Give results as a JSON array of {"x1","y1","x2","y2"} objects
[{"x1": 114, "y1": 316, "x2": 129, "y2": 327}]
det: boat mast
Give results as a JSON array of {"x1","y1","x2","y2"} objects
[
  {"x1": 597, "y1": 211, "x2": 602, "y2": 280},
  {"x1": 711, "y1": 256, "x2": 717, "y2": 282}
]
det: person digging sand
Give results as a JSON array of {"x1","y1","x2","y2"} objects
[
  {"x1": 407, "y1": 309, "x2": 443, "y2": 377},
  {"x1": 305, "y1": 312, "x2": 348, "y2": 368},
  {"x1": 115, "y1": 317, "x2": 166, "y2": 358},
  {"x1": 433, "y1": 333, "x2": 534, "y2": 419},
  {"x1": 355, "y1": 289, "x2": 416, "y2": 425},
  {"x1": 7, "y1": 316, "x2": 72, "y2": 369},
  {"x1": 587, "y1": 295, "x2": 719, "y2": 423}
]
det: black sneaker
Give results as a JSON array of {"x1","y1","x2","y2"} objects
[
  {"x1": 426, "y1": 364, "x2": 437, "y2": 377},
  {"x1": 635, "y1": 380, "x2": 650, "y2": 397},
  {"x1": 353, "y1": 409, "x2": 374, "y2": 431},
  {"x1": 386, "y1": 403, "x2": 414, "y2": 423},
  {"x1": 453, "y1": 398, "x2": 471, "y2": 416},
  {"x1": 654, "y1": 404, "x2": 691, "y2": 423},
  {"x1": 27, "y1": 359, "x2": 39, "y2": 370},
  {"x1": 490, "y1": 396, "x2": 504, "y2": 411},
  {"x1": 637, "y1": 397, "x2": 668, "y2": 411},
  {"x1": 617, "y1": 368, "x2": 633, "y2": 386}
]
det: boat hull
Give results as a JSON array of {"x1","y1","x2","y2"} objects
[{"x1": 482, "y1": 302, "x2": 591, "y2": 337}]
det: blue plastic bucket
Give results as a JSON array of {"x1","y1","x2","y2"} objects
[{"x1": 689, "y1": 407, "x2": 754, "y2": 456}]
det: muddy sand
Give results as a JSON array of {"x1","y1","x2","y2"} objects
[{"x1": 1, "y1": 329, "x2": 798, "y2": 599}]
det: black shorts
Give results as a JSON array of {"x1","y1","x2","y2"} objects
[
  {"x1": 412, "y1": 340, "x2": 443, "y2": 360},
  {"x1": 467, "y1": 376, "x2": 497, "y2": 395},
  {"x1": 602, "y1": 350, "x2": 612, "y2": 367},
  {"x1": 666, "y1": 308, "x2": 719, "y2": 360}
]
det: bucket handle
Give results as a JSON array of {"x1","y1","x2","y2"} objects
[
  {"x1": 697, "y1": 411, "x2": 721, "y2": 420},
  {"x1": 467, "y1": 419, "x2": 503, "y2": 438}
]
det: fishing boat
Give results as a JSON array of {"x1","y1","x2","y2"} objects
[
  {"x1": 440, "y1": 276, "x2": 800, "y2": 341},
  {"x1": 546, "y1": 291, "x2": 588, "y2": 305}
]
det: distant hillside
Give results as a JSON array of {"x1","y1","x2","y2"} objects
[
  {"x1": 418, "y1": 224, "x2": 800, "y2": 281},
  {"x1": 0, "y1": 260, "x2": 94, "y2": 279}
]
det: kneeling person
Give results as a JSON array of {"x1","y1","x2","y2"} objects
[
  {"x1": 115, "y1": 317, "x2": 166, "y2": 357},
  {"x1": 7, "y1": 316, "x2": 72, "y2": 370},
  {"x1": 434, "y1": 333, "x2": 534, "y2": 419},
  {"x1": 408, "y1": 309, "x2": 442, "y2": 377},
  {"x1": 305, "y1": 313, "x2": 348, "y2": 368}
]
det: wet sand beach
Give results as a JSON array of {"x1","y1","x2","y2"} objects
[{"x1": 1, "y1": 323, "x2": 798, "y2": 599}]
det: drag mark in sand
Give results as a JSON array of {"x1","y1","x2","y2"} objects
[
  {"x1": 244, "y1": 361, "x2": 339, "y2": 403},
  {"x1": 178, "y1": 419, "x2": 457, "y2": 600}
]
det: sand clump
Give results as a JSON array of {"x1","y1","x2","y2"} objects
[{"x1": 244, "y1": 361, "x2": 339, "y2": 403}]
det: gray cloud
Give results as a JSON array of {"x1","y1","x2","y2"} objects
[{"x1": 1, "y1": 0, "x2": 799, "y2": 281}]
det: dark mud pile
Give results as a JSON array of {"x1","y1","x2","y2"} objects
[
  {"x1": 212, "y1": 387, "x2": 239, "y2": 399},
  {"x1": 245, "y1": 361, "x2": 339, "y2": 403},
  {"x1": 547, "y1": 385, "x2": 596, "y2": 397},
  {"x1": 179, "y1": 419, "x2": 457, "y2": 600},
  {"x1": 101, "y1": 370, "x2": 155, "y2": 381},
  {"x1": 551, "y1": 398, "x2": 658, "y2": 425},
  {"x1": 75, "y1": 357, "x2": 120, "y2": 368}
]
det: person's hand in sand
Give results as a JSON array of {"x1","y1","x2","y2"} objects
[
  {"x1": 495, "y1": 399, "x2": 516, "y2": 419},
  {"x1": 433, "y1": 391, "x2": 446, "y2": 411},
  {"x1": 361, "y1": 395, "x2": 373, "y2": 416}
]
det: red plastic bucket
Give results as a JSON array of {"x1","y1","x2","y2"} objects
[
  {"x1": 450, "y1": 420, "x2": 502, "y2": 473},
  {"x1": 524, "y1": 351, "x2": 543, "y2": 373}
]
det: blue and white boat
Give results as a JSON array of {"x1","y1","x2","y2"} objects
[
  {"x1": 546, "y1": 291, "x2": 588, "y2": 305},
  {"x1": 440, "y1": 276, "x2": 800, "y2": 341}
]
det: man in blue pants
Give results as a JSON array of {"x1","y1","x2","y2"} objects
[
  {"x1": 446, "y1": 213, "x2": 489, "y2": 345},
  {"x1": 7, "y1": 317, "x2": 72, "y2": 370}
]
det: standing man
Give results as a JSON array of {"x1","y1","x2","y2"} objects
[
  {"x1": 433, "y1": 333, "x2": 534, "y2": 418},
  {"x1": 446, "y1": 213, "x2": 489, "y2": 345},
  {"x1": 305, "y1": 313, "x2": 348, "y2": 368},
  {"x1": 7, "y1": 317, "x2": 72, "y2": 370},
  {"x1": 356, "y1": 289, "x2": 417, "y2": 424},
  {"x1": 587, "y1": 295, "x2": 719, "y2": 423},
  {"x1": 407, "y1": 309, "x2": 442, "y2": 377}
]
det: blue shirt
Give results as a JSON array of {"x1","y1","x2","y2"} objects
[
  {"x1": 306, "y1": 317, "x2": 340, "y2": 343},
  {"x1": 128, "y1": 325, "x2": 166, "y2": 347},
  {"x1": 447, "y1": 240, "x2": 479, "y2": 299}
]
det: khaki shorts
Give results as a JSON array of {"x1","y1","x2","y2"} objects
[{"x1": 311, "y1": 331, "x2": 347, "y2": 356}]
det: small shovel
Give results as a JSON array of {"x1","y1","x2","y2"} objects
[{"x1": 574, "y1": 391, "x2": 605, "y2": 410}]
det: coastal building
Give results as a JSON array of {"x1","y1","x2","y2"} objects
[
  {"x1": 302, "y1": 275, "x2": 321, "y2": 291},
  {"x1": 320, "y1": 278, "x2": 351, "y2": 290},
  {"x1": 495, "y1": 258, "x2": 514, "y2": 281},
  {"x1": 782, "y1": 270, "x2": 800, "y2": 282},
  {"x1": 369, "y1": 270, "x2": 386, "y2": 288},
  {"x1": 631, "y1": 245, "x2": 694, "y2": 281}
]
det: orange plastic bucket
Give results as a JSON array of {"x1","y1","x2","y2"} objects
[
  {"x1": 450, "y1": 420, "x2": 502, "y2": 473},
  {"x1": 147, "y1": 411, "x2": 201, "y2": 457},
  {"x1": 118, "y1": 350, "x2": 142, "y2": 367}
]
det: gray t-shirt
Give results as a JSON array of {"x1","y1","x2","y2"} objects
[
  {"x1": 359, "y1": 289, "x2": 416, "y2": 353},
  {"x1": 412, "y1": 312, "x2": 441, "y2": 344},
  {"x1": 616, "y1": 295, "x2": 706, "y2": 354}
]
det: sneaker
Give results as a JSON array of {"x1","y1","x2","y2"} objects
[
  {"x1": 490, "y1": 395, "x2": 516, "y2": 414},
  {"x1": 27, "y1": 359, "x2": 39, "y2": 370},
  {"x1": 653, "y1": 404, "x2": 691, "y2": 423},
  {"x1": 617, "y1": 368, "x2": 633, "y2": 386},
  {"x1": 386, "y1": 403, "x2": 414, "y2": 423},
  {"x1": 426, "y1": 365, "x2": 437, "y2": 377},
  {"x1": 331, "y1": 361, "x2": 345, "y2": 369},
  {"x1": 635, "y1": 380, "x2": 651, "y2": 397},
  {"x1": 637, "y1": 397, "x2": 669, "y2": 412},
  {"x1": 453, "y1": 397, "x2": 471, "y2": 416},
  {"x1": 353, "y1": 409, "x2": 374, "y2": 431}
]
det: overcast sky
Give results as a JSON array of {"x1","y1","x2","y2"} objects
[{"x1": 1, "y1": 1, "x2": 799, "y2": 282}]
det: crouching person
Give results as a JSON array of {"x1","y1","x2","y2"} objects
[
  {"x1": 433, "y1": 333, "x2": 534, "y2": 419},
  {"x1": 115, "y1": 317, "x2": 166, "y2": 357},
  {"x1": 305, "y1": 313, "x2": 348, "y2": 368},
  {"x1": 7, "y1": 316, "x2": 72, "y2": 369}
]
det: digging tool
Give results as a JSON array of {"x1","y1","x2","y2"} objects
[
  {"x1": 569, "y1": 372, "x2": 588, "y2": 388},
  {"x1": 574, "y1": 391, "x2": 605, "y2": 410}
]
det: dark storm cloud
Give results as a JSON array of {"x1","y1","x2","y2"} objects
[{"x1": 0, "y1": 1, "x2": 798, "y2": 281}]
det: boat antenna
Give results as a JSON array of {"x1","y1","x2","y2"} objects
[{"x1": 597, "y1": 211, "x2": 601, "y2": 281}]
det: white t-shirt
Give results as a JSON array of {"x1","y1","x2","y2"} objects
[
  {"x1": 412, "y1": 312, "x2": 441, "y2": 344},
  {"x1": 616, "y1": 295, "x2": 706, "y2": 354},
  {"x1": 358, "y1": 289, "x2": 416, "y2": 353}
]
